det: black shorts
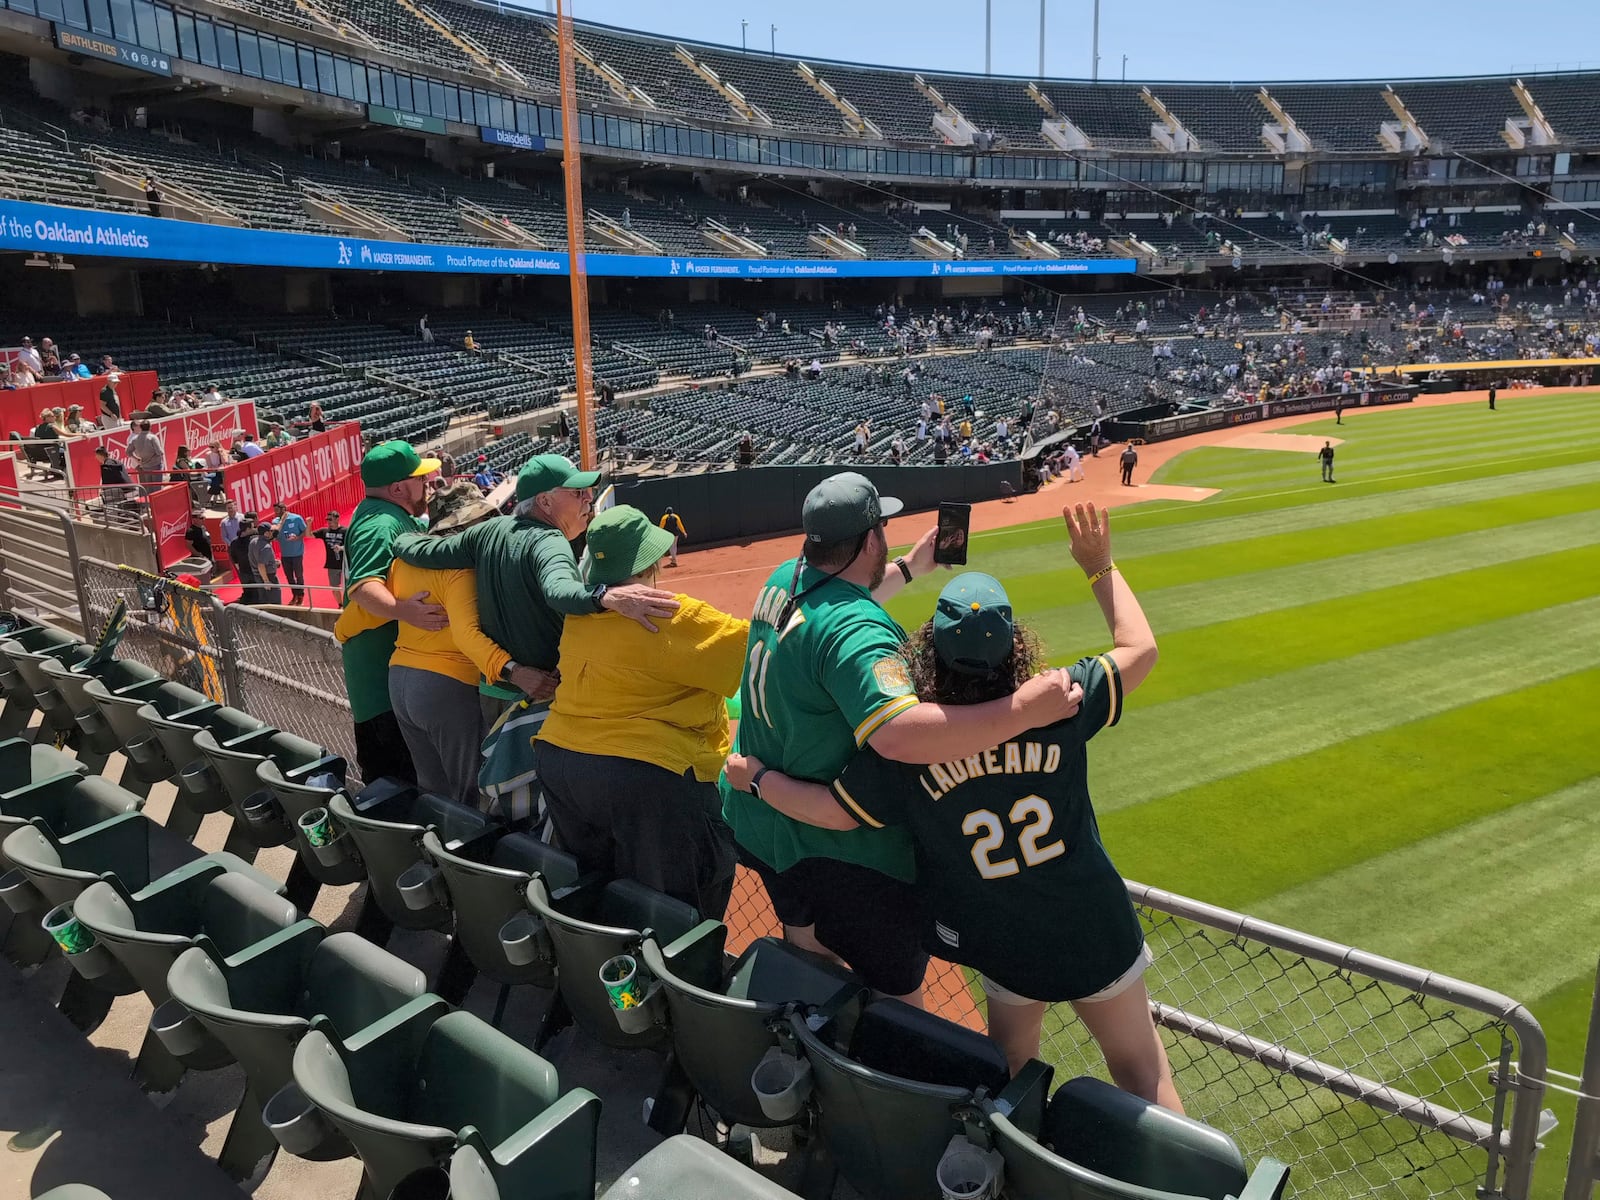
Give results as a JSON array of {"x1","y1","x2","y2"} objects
[{"x1": 740, "y1": 848, "x2": 929, "y2": 997}]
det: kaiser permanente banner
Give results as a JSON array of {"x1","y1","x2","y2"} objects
[{"x1": 0, "y1": 198, "x2": 1136, "y2": 280}]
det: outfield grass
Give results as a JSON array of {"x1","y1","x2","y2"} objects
[{"x1": 885, "y1": 393, "x2": 1600, "y2": 1199}]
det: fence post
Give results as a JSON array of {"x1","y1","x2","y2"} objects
[
  {"x1": 1563, "y1": 960, "x2": 1600, "y2": 1200},
  {"x1": 213, "y1": 600, "x2": 245, "y2": 709}
]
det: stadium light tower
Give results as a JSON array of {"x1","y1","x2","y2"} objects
[
  {"x1": 555, "y1": 0, "x2": 596, "y2": 472},
  {"x1": 1090, "y1": 0, "x2": 1100, "y2": 80},
  {"x1": 985, "y1": 0, "x2": 991, "y2": 74},
  {"x1": 741, "y1": 18, "x2": 747, "y2": 50},
  {"x1": 770, "y1": 23, "x2": 776, "y2": 55},
  {"x1": 1038, "y1": 0, "x2": 1045, "y2": 78}
]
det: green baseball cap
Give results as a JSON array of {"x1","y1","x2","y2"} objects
[
  {"x1": 361, "y1": 440, "x2": 441, "y2": 487},
  {"x1": 584, "y1": 505, "x2": 677, "y2": 585},
  {"x1": 933, "y1": 572, "x2": 1015, "y2": 676},
  {"x1": 515, "y1": 453, "x2": 601, "y2": 502},
  {"x1": 802, "y1": 472, "x2": 902, "y2": 543}
]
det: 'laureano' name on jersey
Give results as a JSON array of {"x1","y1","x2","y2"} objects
[{"x1": 919, "y1": 741, "x2": 1063, "y2": 802}]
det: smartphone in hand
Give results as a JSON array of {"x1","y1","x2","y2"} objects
[{"x1": 934, "y1": 501, "x2": 971, "y2": 566}]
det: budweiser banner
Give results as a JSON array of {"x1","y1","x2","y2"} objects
[
  {"x1": 149, "y1": 482, "x2": 194, "y2": 569},
  {"x1": 64, "y1": 400, "x2": 259, "y2": 491}
]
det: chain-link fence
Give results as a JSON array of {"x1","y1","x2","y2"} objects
[{"x1": 226, "y1": 603, "x2": 359, "y2": 782}]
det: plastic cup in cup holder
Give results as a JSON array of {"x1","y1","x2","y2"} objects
[
  {"x1": 751, "y1": 1046, "x2": 813, "y2": 1122},
  {"x1": 396, "y1": 862, "x2": 445, "y2": 912},
  {"x1": 298, "y1": 806, "x2": 334, "y2": 846},
  {"x1": 42, "y1": 904, "x2": 95, "y2": 955},
  {"x1": 935, "y1": 1135, "x2": 1003, "y2": 1200},
  {"x1": 600, "y1": 954, "x2": 645, "y2": 1011}
]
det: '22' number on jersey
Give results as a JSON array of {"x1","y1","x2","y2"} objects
[
  {"x1": 961, "y1": 795, "x2": 1066, "y2": 880},
  {"x1": 746, "y1": 641, "x2": 775, "y2": 729}
]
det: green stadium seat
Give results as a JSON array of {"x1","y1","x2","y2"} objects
[
  {"x1": 328, "y1": 781, "x2": 499, "y2": 936},
  {"x1": 72, "y1": 863, "x2": 294, "y2": 1091},
  {"x1": 168, "y1": 928, "x2": 428, "y2": 1180},
  {"x1": 418, "y1": 828, "x2": 580, "y2": 1028},
  {"x1": 291, "y1": 1003, "x2": 600, "y2": 1200},
  {"x1": 786, "y1": 996, "x2": 1010, "y2": 1200},
  {"x1": 136, "y1": 700, "x2": 256, "y2": 841},
  {"x1": 641, "y1": 932, "x2": 862, "y2": 1131},
  {"x1": 978, "y1": 1070, "x2": 1292, "y2": 1200},
  {"x1": 527, "y1": 874, "x2": 724, "y2": 1054}
]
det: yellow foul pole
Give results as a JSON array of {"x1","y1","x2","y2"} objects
[{"x1": 555, "y1": 0, "x2": 595, "y2": 471}]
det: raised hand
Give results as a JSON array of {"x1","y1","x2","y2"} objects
[{"x1": 1063, "y1": 503, "x2": 1112, "y2": 577}]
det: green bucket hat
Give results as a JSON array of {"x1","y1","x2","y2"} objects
[
  {"x1": 361, "y1": 440, "x2": 440, "y2": 487},
  {"x1": 802, "y1": 472, "x2": 903, "y2": 544},
  {"x1": 584, "y1": 505, "x2": 677, "y2": 586},
  {"x1": 933, "y1": 572, "x2": 1015, "y2": 676},
  {"x1": 516, "y1": 454, "x2": 601, "y2": 503}
]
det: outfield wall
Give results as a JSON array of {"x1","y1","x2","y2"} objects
[
  {"x1": 612, "y1": 460, "x2": 1022, "y2": 543},
  {"x1": 1109, "y1": 386, "x2": 1418, "y2": 443}
]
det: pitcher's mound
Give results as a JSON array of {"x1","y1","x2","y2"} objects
[{"x1": 1222, "y1": 432, "x2": 1345, "y2": 453}]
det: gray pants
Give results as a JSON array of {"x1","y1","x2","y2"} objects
[{"x1": 389, "y1": 665, "x2": 485, "y2": 809}]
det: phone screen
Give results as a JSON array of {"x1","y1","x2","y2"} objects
[{"x1": 934, "y1": 502, "x2": 972, "y2": 566}]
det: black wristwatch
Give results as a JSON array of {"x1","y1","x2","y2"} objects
[
  {"x1": 750, "y1": 767, "x2": 772, "y2": 799},
  {"x1": 592, "y1": 584, "x2": 609, "y2": 612},
  {"x1": 894, "y1": 557, "x2": 913, "y2": 584}
]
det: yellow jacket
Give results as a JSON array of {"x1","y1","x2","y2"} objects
[
  {"x1": 536, "y1": 596, "x2": 748, "y2": 782},
  {"x1": 333, "y1": 561, "x2": 509, "y2": 688}
]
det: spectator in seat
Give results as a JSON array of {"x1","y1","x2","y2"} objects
[
  {"x1": 262, "y1": 423, "x2": 290, "y2": 451},
  {"x1": 93, "y1": 446, "x2": 135, "y2": 508},
  {"x1": 64, "y1": 405, "x2": 93, "y2": 434},
  {"x1": 462, "y1": 330, "x2": 477, "y2": 351},
  {"x1": 472, "y1": 457, "x2": 499, "y2": 491},
  {"x1": 727, "y1": 505, "x2": 1175, "y2": 1103},
  {"x1": 97, "y1": 354, "x2": 121, "y2": 378},
  {"x1": 38, "y1": 338, "x2": 60, "y2": 376},
  {"x1": 127, "y1": 420, "x2": 165, "y2": 485},
  {"x1": 198, "y1": 441, "x2": 226, "y2": 499},
  {"x1": 534, "y1": 505, "x2": 745, "y2": 916},
  {"x1": 143, "y1": 176, "x2": 162, "y2": 218},
  {"x1": 314, "y1": 511, "x2": 345, "y2": 597},
  {"x1": 60, "y1": 354, "x2": 91, "y2": 380},
  {"x1": 17, "y1": 337, "x2": 42, "y2": 377},
  {"x1": 202, "y1": 383, "x2": 224, "y2": 406}
]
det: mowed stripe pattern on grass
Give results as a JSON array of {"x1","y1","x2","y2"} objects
[{"x1": 885, "y1": 393, "x2": 1600, "y2": 1200}]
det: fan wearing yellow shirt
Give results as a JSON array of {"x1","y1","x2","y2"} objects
[
  {"x1": 534, "y1": 505, "x2": 748, "y2": 918},
  {"x1": 335, "y1": 482, "x2": 555, "y2": 808}
]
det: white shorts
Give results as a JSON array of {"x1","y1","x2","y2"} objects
[{"x1": 981, "y1": 943, "x2": 1154, "y2": 1008}]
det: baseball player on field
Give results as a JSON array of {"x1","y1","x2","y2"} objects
[
  {"x1": 719, "y1": 472, "x2": 1084, "y2": 1005},
  {"x1": 726, "y1": 503, "x2": 1180, "y2": 1111}
]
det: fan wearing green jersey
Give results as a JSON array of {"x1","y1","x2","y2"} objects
[
  {"x1": 727, "y1": 503, "x2": 1179, "y2": 1112},
  {"x1": 720, "y1": 473, "x2": 1086, "y2": 1007}
]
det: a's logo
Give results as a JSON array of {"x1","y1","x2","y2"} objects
[
  {"x1": 873, "y1": 656, "x2": 913, "y2": 696},
  {"x1": 932, "y1": 262, "x2": 941, "y2": 275},
  {"x1": 337, "y1": 241, "x2": 352, "y2": 265},
  {"x1": 669, "y1": 259, "x2": 680, "y2": 275}
]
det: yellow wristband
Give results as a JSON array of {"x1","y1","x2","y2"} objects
[{"x1": 1086, "y1": 563, "x2": 1118, "y2": 586}]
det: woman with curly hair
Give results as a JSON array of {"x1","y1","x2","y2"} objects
[{"x1": 726, "y1": 503, "x2": 1178, "y2": 1108}]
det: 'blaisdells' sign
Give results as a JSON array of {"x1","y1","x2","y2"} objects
[
  {"x1": 481, "y1": 127, "x2": 544, "y2": 151},
  {"x1": 52, "y1": 25, "x2": 171, "y2": 76},
  {"x1": 0, "y1": 197, "x2": 1138, "y2": 280}
]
